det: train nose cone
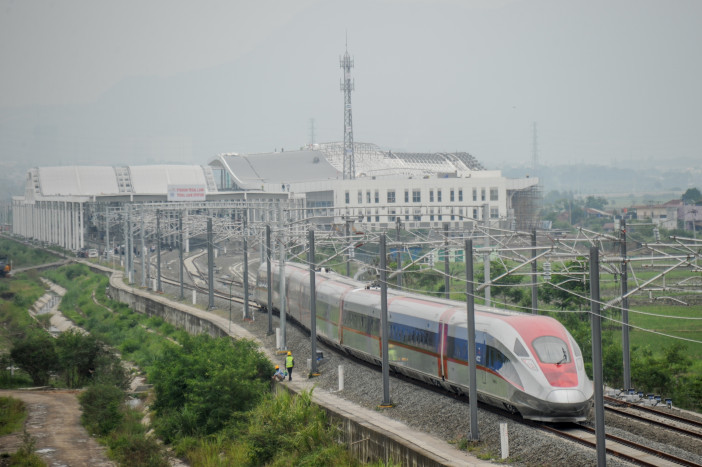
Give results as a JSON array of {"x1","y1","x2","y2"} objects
[{"x1": 546, "y1": 389, "x2": 588, "y2": 404}]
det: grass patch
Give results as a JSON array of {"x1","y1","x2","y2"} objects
[
  {"x1": 1, "y1": 430, "x2": 46, "y2": 466},
  {"x1": 622, "y1": 304, "x2": 702, "y2": 361},
  {"x1": 0, "y1": 396, "x2": 27, "y2": 436}
]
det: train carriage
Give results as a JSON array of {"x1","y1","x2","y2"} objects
[{"x1": 255, "y1": 260, "x2": 593, "y2": 422}]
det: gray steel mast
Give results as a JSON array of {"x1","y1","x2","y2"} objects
[{"x1": 340, "y1": 41, "x2": 355, "y2": 180}]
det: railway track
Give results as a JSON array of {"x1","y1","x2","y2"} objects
[
  {"x1": 541, "y1": 423, "x2": 700, "y2": 467},
  {"x1": 604, "y1": 395, "x2": 702, "y2": 442}
]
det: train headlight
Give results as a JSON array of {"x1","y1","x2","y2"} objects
[{"x1": 522, "y1": 358, "x2": 537, "y2": 371}]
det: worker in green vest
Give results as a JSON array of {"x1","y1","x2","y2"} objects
[
  {"x1": 388, "y1": 344, "x2": 397, "y2": 362},
  {"x1": 285, "y1": 351, "x2": 294, "y2": 381}
]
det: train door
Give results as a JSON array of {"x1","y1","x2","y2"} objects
[{"x1": 438, "y1": 309, "x2": 456, "y2": 380}]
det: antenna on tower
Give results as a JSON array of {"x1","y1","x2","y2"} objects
[
  {"x1": 531, "y1": 121, "x2": 538, "y2": 178},
  {"x1": 340, "y1": 39, "x2": 355, "y2": 180}
]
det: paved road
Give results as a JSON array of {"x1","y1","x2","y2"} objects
[{"x1": 0, "y1": 390, "x2": 114, "y2": 467}]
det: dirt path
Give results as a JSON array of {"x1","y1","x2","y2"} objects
[{"x1": 0, "y1": 389, "x2": 115, "y2": 467}]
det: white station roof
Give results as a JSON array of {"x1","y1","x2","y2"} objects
[{"x1": 32, "y1": 165, "x2": 216, "y2": 197}]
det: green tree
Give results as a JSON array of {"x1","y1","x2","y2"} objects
[
  {"x1": 475, "y1": 259, "x2": 524, "y2": 305},
  {"x1": 56, "y1": 330, "x2": 99, "y2": 388},
  {"x1": 585, "y1": 195, "x2": 608, "y2": 210},
  {"x1": 539, "y1": 259, "x2": 590, "y2": 310},
  {"x1": 682, "y1": 187, "x2": 702, "y2": 204},
  {"x1": 55, "y1": 330, "x2": 128, "y2": 389},
  {"x1": 10, "y1": 334, "x2": 58, "y2": 386}
]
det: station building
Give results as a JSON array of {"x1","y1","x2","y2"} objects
[
  {"x1": 209, "y1": 142, "x2": 540, "y2": 232},
  {"x1": 11, "y1": 142, "x2": 539, "y2": 251}
]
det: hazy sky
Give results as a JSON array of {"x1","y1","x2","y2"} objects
[{"x1": 1, "y1": 0, "x2": 701, "y2": 169}]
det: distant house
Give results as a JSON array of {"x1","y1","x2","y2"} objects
[
  {"x1": 584, "y1": 207, "x2": 613, "y2": 218},
  {"x1": 631, "y1": 200, "x2": 680, "y2": 230},
  {"x1": 679, "y1": 204, "x2": 702, "y2": 232}
]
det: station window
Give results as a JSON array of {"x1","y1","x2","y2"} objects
[
  {"x1": 437, "y1": 190, "x2": 442, "y2": 202},
  {"x1": 429, "y1": 190, "x2": 434, "y2": 202},
  {"x1": 450, "y1": 189, "x2": 455, "y2": 202},
  {"x1": 490, "y1": 187, "x2": 499, "y2": 201},
  {"x1": 458, "y1": 189, "x2": 463, "y2": 202},
  {"x1": 357, "y1": 190, "x2": 362, "y2": 204},
  {"x1": 481, "y1": 188, "x2": 486, "y2": 201},
  {"x1": 374, "y1": 190, "x2": 380, "y2": 203},
  {"x1": 345, "y1": 191, "x2": 350, "y2": 204},
  {"x1": 366, "y1": 190, "x2": 371, "y2": 203},
  {"x1": 490, "y1": 207, "x2": 499, "y2": 218},
  {"x1": 472, "y1": 188, "x2": 477, "y2": 202},
  {"x1": 387, "y1": 190, "x2": 396, "y2": 203},
  {"x1": 404, "y1": 189, "x2": 409, "y2": 203},
  {"x1": 412, "y1": 189, "x2": 421, "y2": 203}
]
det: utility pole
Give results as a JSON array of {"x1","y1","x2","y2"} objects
[
  {"x1": 156, "y1": 210, "x2": 162, "y2": 292},
  {"x1": 620, "y1": 218, "x2": 631, "y2": 389},
  {"x1": 380, "y1": 233, "x2": 392, "y2": 407},
  {"x1": 140, "y1": 213, "x2": 146, "y2": 288},
  {"x1": 128, "y1": 204, "x2": 135, "y2": 284},
  {"x1": 396, "y1": 218, "x2": 402, "y2": 288},
  {"x1": 207, "y1": 216, "x2": 215, "y2": 309},
  {"x1": 590, "y1": 247, "x2": 606, "y2": 466},
  {"x1": 531, "y1": 229, "x2": 538, "y2": 314},
  {"x1": 309, "y1": 228, "x2": 319, "y2": 376},
  {"x1": 243, "y1": 212, "x2": 250, "y2": 320},
  {"x1": 465, "y1": 239, "x2": 479, "y2": 441},
  {"x1": 279, "y1": 207, "x2": 287, "y2": 350},
  {"x1": 483, "y1": 204, "x2": 491, "y2": 306},
  {"x1": 105, "y1": 205, "x2": 109, "y2": 263},
  {"x1": 444, "y1": 223, "x2": 450, "y2": 299},
  {"x1": 345, "y1": 219, "x2": 351, "y2": 277},
  {"x1": 266, "y1": 224, "x2": 273, "y2": 335},
  {"x1": 179, "y1": 211, "x2": 184, "y2": 300}
]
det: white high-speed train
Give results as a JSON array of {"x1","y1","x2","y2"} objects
[{"x1": 255, "y1": 261, "x2": 593, "y2": 422}]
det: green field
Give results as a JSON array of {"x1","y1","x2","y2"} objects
[{"x1": 627, "y1": 304, "x2": 702, "y2": 366}]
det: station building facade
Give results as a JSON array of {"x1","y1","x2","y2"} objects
[{"x1": 208, "y1": 142, "x2": 540, "y2": 233}]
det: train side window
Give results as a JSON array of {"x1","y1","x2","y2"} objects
[{"x1": 513, "y1": 339, "x2": 529, "y2": 357}]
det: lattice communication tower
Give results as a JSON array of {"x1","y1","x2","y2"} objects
[{"x1": 340, "y1": 44, "x2": 355, "y2": 180}]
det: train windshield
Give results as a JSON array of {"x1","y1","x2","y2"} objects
[{"x1": 532, "y1": 336, "x2": 570, "y2": 365}]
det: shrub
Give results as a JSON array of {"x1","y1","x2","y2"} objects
[{"x1": 79, "y1": 384, "x2": 125, "y2": 436}]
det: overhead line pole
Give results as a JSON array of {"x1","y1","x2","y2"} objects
[
  {"x1": 620, "y1": 218, "x2": 631, "y2": 389},
  {"x1": 466, "y1": 239, "x2": 479, "y2": 441},
  {"x1": 589, "y1": 246, "x2": 606, "y2": 466}
]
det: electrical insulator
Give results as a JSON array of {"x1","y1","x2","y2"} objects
[
  {"x1": 653, "y1": 228, "x2": 660, "y2": 242},
  {"x1": 543, "y1": 261, "x2": 552, "y2": 281}
]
